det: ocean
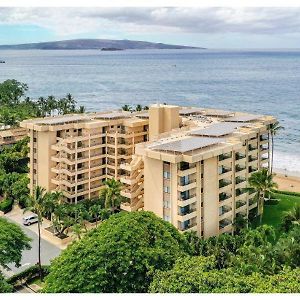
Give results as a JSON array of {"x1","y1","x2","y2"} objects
[{"x1": 0, "y1": 49, "x2": 299, "y2": 174}]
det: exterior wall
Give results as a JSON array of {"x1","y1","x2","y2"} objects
[
  {"x1": 203, "y1": 157, "x2": 219, "y2": 237},
  {"x1": 143, "y1": 156, "x2": 164, "y2": 217}
]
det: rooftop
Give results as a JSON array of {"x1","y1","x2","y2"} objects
[
  {"x1": 150, "y1": 136, "x2": 224, "y2": 154},
  {"x1": 226, "y1": 114, "x2": 263, "y2": 122},
  {"x1": 189, "y1": 122, "x2": 252, "y2": 137}
]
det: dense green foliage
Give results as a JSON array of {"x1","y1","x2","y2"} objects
[
  {"x1": 0, "y1": 217, "x2": 31, "y2": 270},
  {"x1": 0, "y1": 79, "x2": 85, "y2": 126},
  {"x1": 0, "y1": 137, "x2": 30, "y2": 208},
  {"x1": 246, "y1": 168, "x2": 278, "y2": 224},
  {"x1": 0, "y1": 273, "x2": 13, "y2": 293},
  {"x1": 0, "y1": 198, "x2": 13, "y2": 213},
  {"x1": 43, "y1": 211, "x2": 189, "y2": 293},
  {"x1": 7, "y1": 265, "x2": 49, "y2": 289},
  {"x1": 150, "y1": 223, "x2": 300, "y2": 293},
  {"x1": 252, "y1": 192, "x2": 300, "y2": 232},
  {"x1": 149, "y1": 256, "x2": 300, "y2": 293},
  {"x1": 0, "y1": 217, "x2": 31, "y2": 292}
]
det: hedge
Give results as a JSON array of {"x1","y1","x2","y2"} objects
[
  {"x1": 7, "y1": 265, "x2": 49, "y2": 288},
  {"x1": 273, "y1": 189, "x2": 300, "y2": 197},
  {"x1": 0, "y1": 198, "x2": 13, "y2": 214}
]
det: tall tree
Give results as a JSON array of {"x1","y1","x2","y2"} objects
[
  {"x1": 246, "y1": 168, "x2": 278, "y2": 224},
  {"x1": 99, "y1": 178, "x2": 123, "y2": 212},
  {"x1": 281, "y1": 204, "x2": 300, "y2": 232},
  {"x1": 43, "y1": 211, "x2": 189, "y2": 293},
  {"x1": 0, "y1": 217, "x2": 31, "y2": 270},
  {"x1": 24, "y1": 186, "x2": 49, "y2": 281},
  {"x1": 269, "y1": 121, "x2": 284, "y2": 174}
]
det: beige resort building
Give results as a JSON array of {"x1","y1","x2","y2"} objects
[
  {"x1": 20, "y1": 104, "x2": 276, "y2": 237},
  {"x1": 0, "y1": 127, "x2": 27, "y2": 149}
]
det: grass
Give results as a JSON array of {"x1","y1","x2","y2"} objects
[{"x1": 252, "y1": 191, "x2": 300, "y2": 233}]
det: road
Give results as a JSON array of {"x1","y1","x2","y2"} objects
[{"x1": 2, "y1": 210, "x2": 62, "y2": 278}]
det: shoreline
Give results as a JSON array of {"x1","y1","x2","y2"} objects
[{"x1": 274, "y1": 168, "x2": 300, "y2": 193}]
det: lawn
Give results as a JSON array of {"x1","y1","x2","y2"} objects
[{"x1": 252, "y1": 191, "x2": 300, "y2": 233}]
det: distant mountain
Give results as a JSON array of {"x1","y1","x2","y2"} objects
[{"x1": 0, "y1": 39, "x2": 204, "y2": 50}]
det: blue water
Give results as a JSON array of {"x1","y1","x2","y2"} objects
[{"x1": 0, "y1": 49, "x2": 299, "y2": 173}]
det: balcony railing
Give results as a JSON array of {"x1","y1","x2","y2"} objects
[
  {"x1": 236, "y1": 188, "x2": 247, "y2": 197},
  {"x1": 219, "y1": 219, "x2": 232, "y2": 229},
  {"x1": 260, "y1": 135, "x2": 268, "y2": 141},
  {"x1": 235, "y1": 165, "x2": 246, "y2": 172},
  {"x1": 219, "y1": 193, "x2": 232, "y2": 202},
  {"x1": 178, "y1": 208, "x2": 196, "y2": 216},
  {"x1": 179, "y1": 179, "x2": 196, "y2": 186},
  {"x1": 235, "y1": 177, "x2": 246, "y2": 185},
  {"x1": 219, "y1": 167, "x2": 232, "y2": 175},
  {"x1": 248, "y1": 145, "x2": 257, "y2": 151},
  {"x1": 179, "y1": 193, "x2": 196, "y2": 201},
  {"x1": 235, "y1": 153, "x2": 246, "y2": 160},
  {"x1": 219, "y1": 179, "x2": 232, "y2": 188},
  {"x1": 248, "y1": 156, "x2": 257, "y2": 162},
  {"x1": 236, "y1": 201, "x2": 246, "y2": 209},
  {"x1": 219, "y1": 206, "x2": 231, "y2": 216},
  {"x1": 219, "y1": 153, "x2": 231, "y2": 161}
]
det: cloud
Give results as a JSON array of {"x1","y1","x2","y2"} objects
[{"x1": 1, "y1": 7, "x2": 300, "y2": 37}]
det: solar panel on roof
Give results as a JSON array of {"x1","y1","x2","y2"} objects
[
  {"x1": 190, "y1": 122, "x2": 251, "y2": 137},
  {"x1": 202, "y1": 110, "x2": 233, "y2": 117},
  {"x1": 34, "y1": 115, "x2": 89, "y2": 125},
  {"x1": 150, "y1": 137, "x2": 224, "y2": 153},
  {"x1": 94, "y1": 111, "x2": 132, "y2": 119},
  {"x1": 179, "y1": 108, "x2": 204, "y2": 116},
  {"x1": 226, "y1": 114, "x2": 263, "y2": 122}
]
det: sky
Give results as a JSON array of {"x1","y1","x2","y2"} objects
[{"x1": 1, "y1": 7, "x2": 300, "y2": 48}]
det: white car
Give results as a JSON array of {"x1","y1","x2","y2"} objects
[{"x1": 23, "y1": 214, "x2": 38, "y2": 226}]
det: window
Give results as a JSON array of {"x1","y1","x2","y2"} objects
[
  {"x1": 163, "y1": 171, "x2": 170, "y2": 179},
  {"x1": 164, "y1": 186, "x2": 170, "y2": 193},
  {"x1": 164, "y1": 215, "x2": 170, "y2": 222},
  {"x1": 163, "y1": 200, "x2": 170, "y2": 208}
]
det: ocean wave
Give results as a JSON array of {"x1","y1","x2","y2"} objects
[{"x1": 273, "y1": 150, "x2": 300, "y2": 174}]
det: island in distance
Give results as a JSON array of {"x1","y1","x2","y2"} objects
[{"x1": 0, "y1": 38, "x2": 204, "y2": 50}]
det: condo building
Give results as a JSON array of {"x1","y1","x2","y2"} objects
[
  {"x1": 0, "y1": 127, "x2": 28, "y2": 149},
  {"x1": 21, "y1": 104, "x2": 275, "y2": 237}
]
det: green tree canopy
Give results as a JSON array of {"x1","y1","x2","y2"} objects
[
  {"x1": 0, "y1": 217, "x2": 31, "y2": 269},
  {"x1": 43, "y1": 211, "x2": 189, "y2": 293},
  {"x1": 149, "y1": 256, "x2": 300, "y2": 293}
]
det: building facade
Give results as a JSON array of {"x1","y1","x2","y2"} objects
[
  {"x1": 21, "y1": 104, "x2": 276, "y2": 237},
  {"x1": 0, "y1": 127, "x2": 28, "y2": 149}
]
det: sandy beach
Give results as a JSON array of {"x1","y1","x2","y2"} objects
[{"x1": 274, "y1": 169, "x2": 300, "y2": 193}]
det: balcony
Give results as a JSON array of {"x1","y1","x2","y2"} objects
[
  {"x1": 219, "y1": 153, "x2": 232, "y2": 161},
  {"x1": 235, "y1": 165, "x2": 246, "y2": 174},
  {"x1": 248, "y1": 156, "x2": 257, "y2": 163},
  {"x1": 177, "y1": 194, "x2": 197, "y2": 207},
  {"x1": 219, "y1": 219, "x2": 232, "y2": 233},
  {"x1": 235, "y1": 152, "x2": 246, "y2": 161},
  {"x1": 178, "y1": 208, "x2": 197, "y2": 222},
  {"x1": 235, "y1": 188, "x2": 247, "y2": 197},
  {"x1": 235, "y1": 176, "x2": 246, "y2": 185},
  {"x1": 248, "y1": 144, "x2": 257, "y2": 151},
  {"x1": 177, "y1": 166, "x2": 197, "y2": 177},
  {"x1": 219, "y1": 192, "x2": 232, "y2": 202},
  {"x1": 178, "y1": 180, "x2": 197, "y2": 192},
  {"x1": 248, "y1": 166, "x2": 258, "y2": 173},
  {"x1": 219, "y1": 179, "x2": 232, "y2": 189},
  {"x1": 219, "y1": 167, "x2": 232, "y2": 175},
  {"x1": 179, "y1": 221, "x2": 197, "y2": 232},
  {"x1": 260, "y1": 135, "x2": 268, "y2": 142}
]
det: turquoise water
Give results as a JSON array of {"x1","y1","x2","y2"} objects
[{"x1": 0, "y1": 49, "x2": 299, "y2": 173}]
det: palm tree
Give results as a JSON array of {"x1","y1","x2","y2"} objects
[
  {"x1": 269, "y1": 121, "x2": 284, "y2": 174},
  {"x1": 122, "y1": 104, "x2": 132, "y2": 112},
  {"x1": 246, "y1": 168, "x2": 278, "y2": 224},
  {"x1": 135, "y1": 104, "x2": 142, "y2": 111},
  {"x1": 99, "y1": 178, "x2": 123, "y2": 212},
  {"x1": 89, "y1": 204, "x2": 102, "y2": 227},
  {"x1": 281, "y1": 204, "x2": 300, "y2": 232},
  {"x1": 24, "y1": 186, "x2": 49, "y2": 280}
]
